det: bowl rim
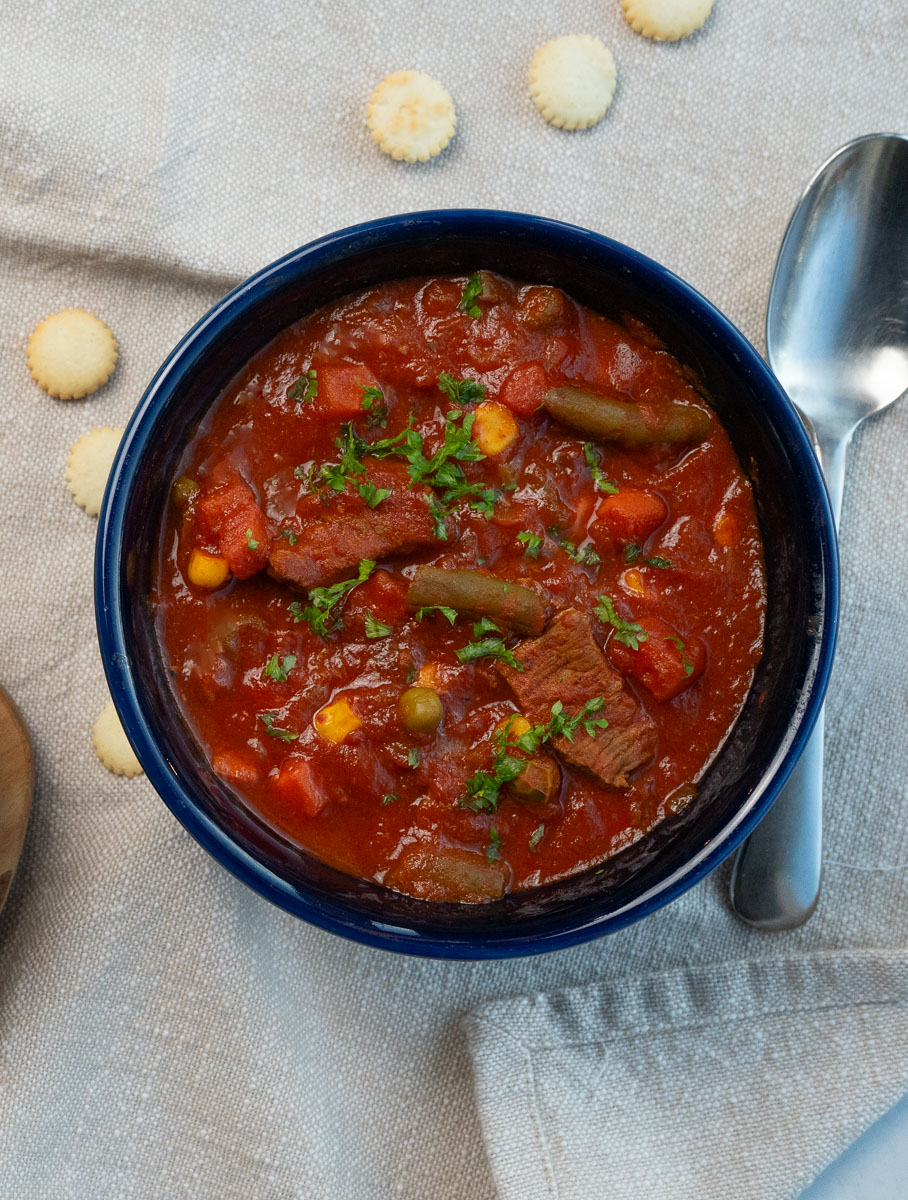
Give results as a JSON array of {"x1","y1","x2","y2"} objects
[{"x1": 95, "y1": 208, "x2": 839, "y2": 958}]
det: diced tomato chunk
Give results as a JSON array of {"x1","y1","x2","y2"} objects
[
  {"x1": 597, "y1": 490, "x2": 666, "y2": 542},
  {"x1": 498, "y1": 363, "x2": 547, "y2": 416},
  {"x1": 607, "y1": 616, "x2": 706, "y2": 702},
  {"x1": 212, "y1": 751, "x2": 259, "y2": 786},
  {"x1": 197, "y1": 479, "x2": 272, "y2": 579},
  {"x1": 584, "y1": 314, "x2": 647, "y2": 391},
  {"x1": 273, "y1": 757, "x2": 329, "y2": 818},
  {"x1": 346, "y1": 569, "x2": 410, "y2": 624},
  {"x1": 314, "y1": 365, "x2": 377, "y2": 418}
]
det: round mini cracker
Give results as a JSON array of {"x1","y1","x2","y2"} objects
[
  {"x1": 65, "y1": 427, "x2": 124, "y2": 516},
  {"x1": 620, "y1": 0, "x2": 715, "y2": 42},
  {"x1": 93, "y1": 699, "x2": 143, "y2": 779},
  {"x1": 27, "y1": 308, "x2": 118, "y2": 400},
  {"x1": 367, "y1": 69, "x2": 456, "y2": 163},
  {"x1": 529, "y1": 36, "x2": 617, "y2": 131}
]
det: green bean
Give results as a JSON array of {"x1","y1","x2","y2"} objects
[
  {"x1": 543, "y1": 387, "x2": 711, "y2": 447},
  {"x1": 398, "y1": 687, "x2": 444, "y2": 734},
  {"x1": 407, "y1": 567, "x2": 546, "y2": 635}
]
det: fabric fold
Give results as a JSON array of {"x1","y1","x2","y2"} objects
[{"x1": 465, "y1": 953, "x2": 908, "y2": 1200}]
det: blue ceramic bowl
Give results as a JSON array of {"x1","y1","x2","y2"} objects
[{"x1": 96, "y1": 210, "x2": 838, "y2": 958}]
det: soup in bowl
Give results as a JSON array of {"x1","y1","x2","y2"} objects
[{"x1": 96, "y1": 211, "x2": 837, "y2": 956}]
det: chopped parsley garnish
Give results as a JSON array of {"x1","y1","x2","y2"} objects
[
  {"x1": 355, "y1": 478, "x2": 392, "y2": 508},
  {"x1": 473, "y1": 617, "x2": 500, "y2": 636},
  {"x1": 288, "y1": 559, "x2": 376, "y2": 638},
  {"x1": 511, "y1": 699, "x2": 608, "y2": 753},
  {"x1": 485, "y1": 828, "x2": 502, "y2": 863},
  {"x1": 359, "y1": 383, "x2": 388, "y2": 428},
  {"x1": 437, "y1": 372, "x2": 487, "y2": 408},
  {"x1": 458, "y1": 272, "x2": 484, "y2": 320},
  {"x1": 517, "y1": 530, "x2": 543, "y2": 559},
  {"x1": 594, "y1": 595, "x2": 648, "y2": 650},
  {"x1": 583, "y1": 443, "x2": 619, "y2": 494},
  {"x1": 455, "y1": 619, "x2": 522, "y2": 670},
  {"x1": 552, "y1": 532, "x2": 600, "y2": 567},
  {"x1": 364, "y1": 611, "x2": 392, "y2": 639},
  {"x1": 287, "y1": 368, "x2": 318, "y2": 403},
  {"x1": 297, "y1": 426, "x2": 391, "y2": 509},
  {"x1": 259, "y1": 713, "x2": 298, "y2": 742},
  {"x1": 624, "y1": 543, "x2": 673, "y2": 569},
  {"x1": 529, "y1": 823, "x2": 545, "y2": 852},
  {"x1": 405, "y1": 664, "x2": 417, "y2": 684},
  {"x1": 381, "y1": 792, "x2": 399, "y2": 807},
  {"x1": 456, "y1": 639, "x2": 520, "y2": 668},
  {"x1": 245, "y1": 528, "x2": 259, "y2": 551},
  {"x1": 669, "y1": 635, "x2": 695, "y2": 675},
  {"x1": 298, "y1": 424, "x2": 366, "y2": 497},
  {"x1": 416, "y1": 605, "x2": 458, "y2": 626},
  {"x1": 407, "y1": 747, "x2": 421, "y2": 769},
  {"x1": 461, "y1": 751, "x2": 525, "y2": 814},
  {"x1": 348, "y1": 421, "x2": 413, "y2": 460},
  {"x1": 347, "y1": 405, "x2": 500, "y2": 526},
  {"x1": 276, "y1": 528, "x2": 298, "y2": 546},
  {"x1": 262, "y1": 653, "x2": 297, "y2": 682},
  {"x1": 428, "y1": 495, "x2": 448, "y2": 541}
]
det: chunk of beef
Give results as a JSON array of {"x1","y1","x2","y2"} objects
[
  {"x1": 196, "y1": 478, "x2": 272, "y2": 579},
  {"x1": 268, "y1": 461, "x2": 440, "y2": 591},
  {"x1": 498, "y1": 608, "x2": 657, "y2": 788}
]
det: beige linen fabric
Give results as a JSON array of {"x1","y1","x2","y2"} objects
[{"x1": 0, "y1": 2, "x2": 906, "y2": 1198}]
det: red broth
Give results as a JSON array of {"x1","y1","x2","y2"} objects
[{"x1": 153, "y1": 273, "x2": 765, "y2": 903}]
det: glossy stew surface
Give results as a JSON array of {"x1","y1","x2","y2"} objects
[{"x1": 154, "y1": 273, "x2": 766, "y2": 903}]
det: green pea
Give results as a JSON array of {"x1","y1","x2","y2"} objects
[
  {"x1": 172, "y1": 475, "x2": 200, "y2": 512},
  {"x1": 398, "y1": 686, "x2": 443, "y2": 735}
]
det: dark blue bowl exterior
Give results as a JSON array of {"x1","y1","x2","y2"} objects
[{"x1": 95, "y1": 211, "x2": 839, "y2": 958}]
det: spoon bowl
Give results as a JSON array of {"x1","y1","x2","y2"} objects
[{"x1": 767, "y1": 133, "x2": 908, "y2": 510}]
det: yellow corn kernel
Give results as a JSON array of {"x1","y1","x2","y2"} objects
[
  {"x1": 187, "y1": 548, "x2": 230, "y2": 589},
  {"x1": 495, "y1": 714, "x2": 531, "y2": 740},
  {"x1": 472, "y1": 401, "x2": 519, "y2": 456},
  {"x1": 623, "y1": 569, "x2": 645, "y2": 596},
  {"x1": 314, "y1": 697, "x2": 361, "y2": 744}
]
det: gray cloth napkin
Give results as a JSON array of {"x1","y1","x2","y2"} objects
[
  {"x1": 466, "y1": 954, "x2": 908, "y2": 1200},
  {"x1": 0, "y1": 2, "x2": 906, "y2": 1198}
]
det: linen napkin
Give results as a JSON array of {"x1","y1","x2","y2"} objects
[{"x1": 0, "y1": 2, "x2": 906, "y2": 1198}]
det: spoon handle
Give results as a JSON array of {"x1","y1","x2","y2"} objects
[
  {"x1": 728, "y1": 714, "x2": 824, "y2": 928},
  {"x1": 729, "y1": 424, "x2": 846, "y2": 929},
  {"x1": 815, "y1": 426, "x2": 849, "y2": 526}
]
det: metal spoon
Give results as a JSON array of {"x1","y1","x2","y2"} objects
[
  {"x1": 729, "y1": 133, "x2": 908, "y2": 930},
  {"x1": 0, "y1": 684, "x2": 33, "y2": 920}
]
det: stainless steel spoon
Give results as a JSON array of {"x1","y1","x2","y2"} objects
[{"x1": 729, "y1": 133, "x2": 908, "y2": 930}]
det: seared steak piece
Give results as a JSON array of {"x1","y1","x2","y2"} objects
[
  {"x1": 268, "y1": 461, "x2": 440, "y2": 591},
  {"x1": 498, "y1": 608, "x2": 657, "y2": 787}
]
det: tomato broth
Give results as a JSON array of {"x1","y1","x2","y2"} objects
[{"x1": 154, "y1": 272, "x2": 766, "y2": 903}]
